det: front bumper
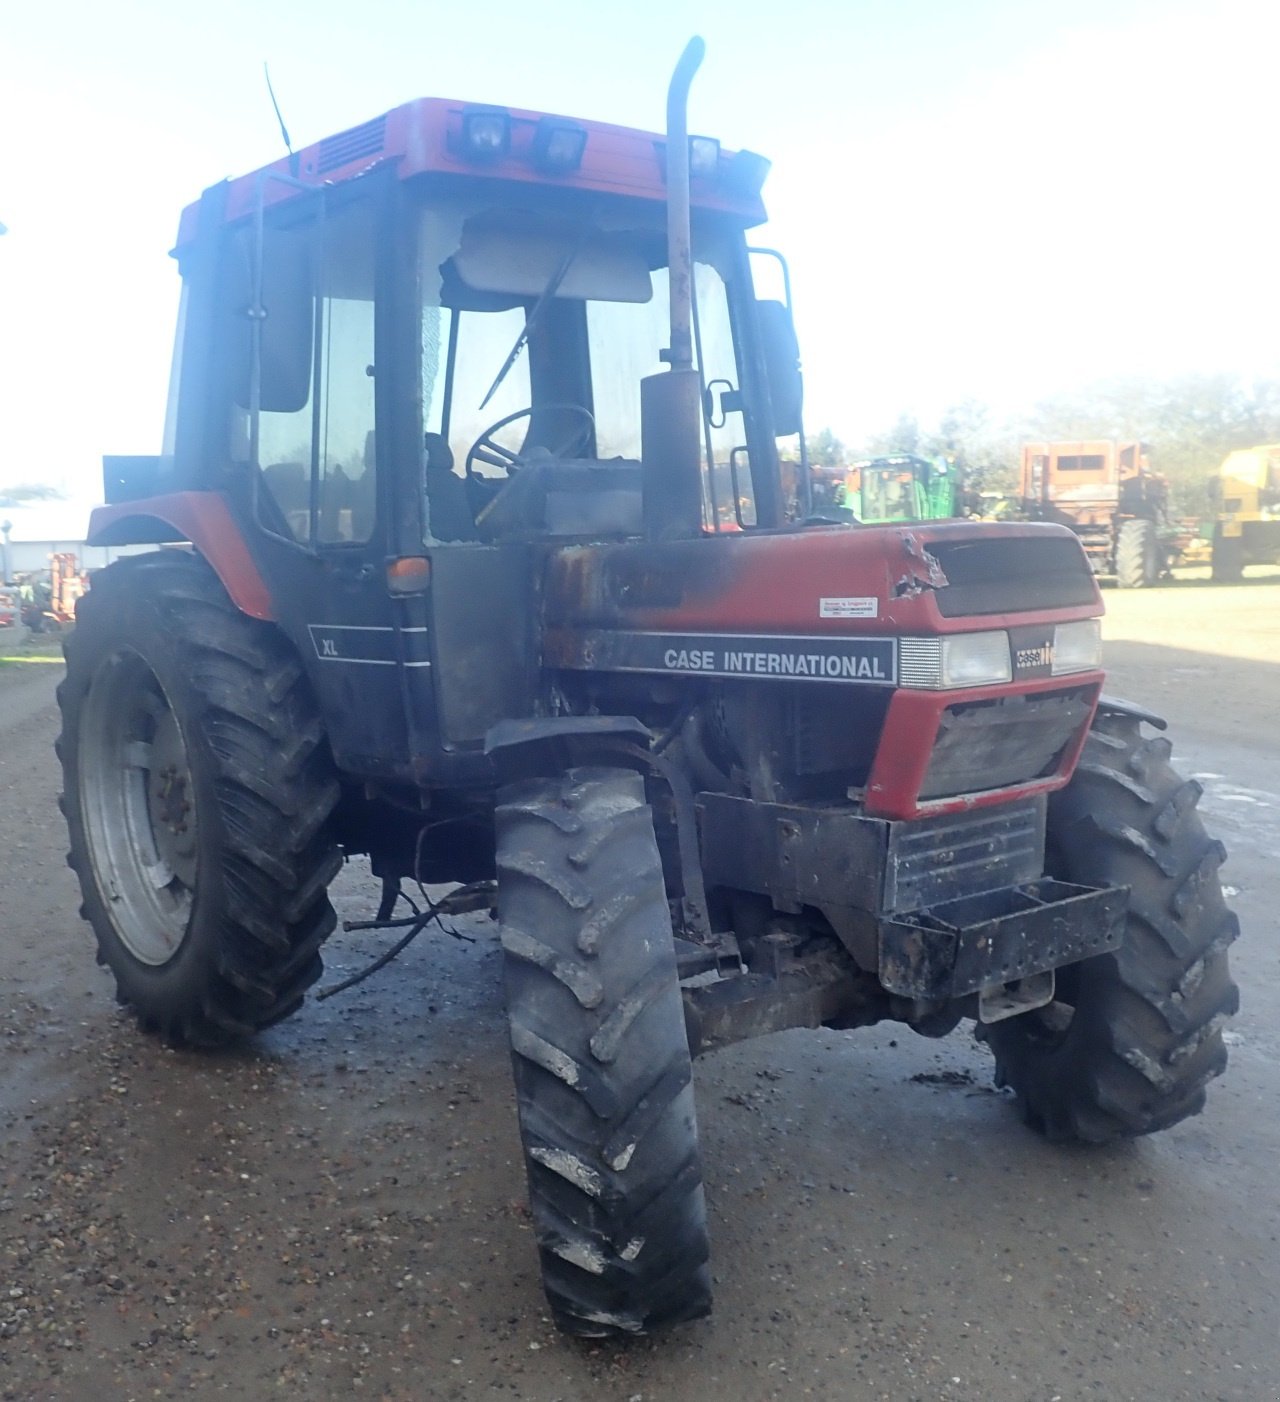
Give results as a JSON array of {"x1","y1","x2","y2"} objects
[
  {"x1": 878, "y1": 878, "x2": 1127, "y2": 1005},
  {"x1": 697, "y1": 792, "x2": 1128, "y2": 1009}
]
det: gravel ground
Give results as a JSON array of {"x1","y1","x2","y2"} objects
[{"x1": 1, "y1": 578, "x2": 1277, "y2": 1401}]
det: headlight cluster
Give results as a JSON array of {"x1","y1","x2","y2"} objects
[
  {"x1": 1050, "y1": 619, "x2": 1103, "y2": 675},
  {"x1": 899, "y1": 632, "x2": 1012, "y2": 689},
  {"x1": 899, "y1": 619, "x2": 1102, "y2": 690}
]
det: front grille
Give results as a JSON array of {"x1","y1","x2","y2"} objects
[
  {"x1": 919, "y1": 688, "x2": 1092, "y2": 801},
  {"x1": 930, "y1": 536, "x2": 1096, "y2": 616},
  {"x1": 885, "y1": 797, "x2": 1046, "y2": 913}
]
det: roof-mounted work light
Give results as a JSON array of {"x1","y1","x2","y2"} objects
[
  {"x1": 655, "y1": 134, "x2": 723, "y2": 184},
  {"x1": 459, "y1": 105, "x2": 511, "y2": 162},
  {"x1": 727, "y1": 148, "x2": 771, "y2": 197},
  {"x1": 688, "y1": 135, "x2": 720, "y2": 177},
  {"x1": 532, "y1": 117, "x2": 588, "y2": 174}
]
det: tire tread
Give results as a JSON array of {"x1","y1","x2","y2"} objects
[
  {"x1": 986, "y1": 713, "x2": 1237, "y2": 1143},
  {"x1": 58, "y1": 552, "x2": 341, "y2": 1047},
  {"x1": 497, "y1": 768, "x2": 710, "y2": 1337}
]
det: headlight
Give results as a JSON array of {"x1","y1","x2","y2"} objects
[
  {"x1": 899, "y1": 631, "x2": 1012, "y2": 689},
  {"x1": 1051, "y1": 619, "x2": 1103, "y2": 674}
]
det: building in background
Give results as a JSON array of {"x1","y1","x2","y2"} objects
[{"x1": 0, "y1": 503, "x2": 147, "y2": 582}]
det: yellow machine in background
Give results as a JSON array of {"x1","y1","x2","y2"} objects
[{"x1": 1209, "y1": 445, "x2": 1280, "y2": 582}]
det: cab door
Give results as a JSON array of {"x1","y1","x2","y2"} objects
[{"x1": 232, "y1": 174, "x2": 417, "y2": 779}]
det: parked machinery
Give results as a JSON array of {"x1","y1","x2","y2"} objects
[
  {"x1": 1020, "y1": 440, "x2": 1170, "y2": 587},
  {"x1": 1208, "y1": 444, "x2": 1280, "y2": 582}
]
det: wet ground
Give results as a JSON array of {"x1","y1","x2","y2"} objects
[{"x1": 1, "y1": 578, "x2": 1277, "y2": 1401}]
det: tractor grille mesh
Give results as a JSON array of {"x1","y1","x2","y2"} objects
[{"x1": 919, "y1": 688, "x2": 1092, "y2": 800}]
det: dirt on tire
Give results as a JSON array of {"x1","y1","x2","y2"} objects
[
  {"x1": 985, "y1": 710, "x2": 1238, "y2": 1141},
  {"x1": 496, "y1": 767, "x2": 711, "y2": 1336}
]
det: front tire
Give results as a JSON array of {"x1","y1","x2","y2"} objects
[
  {"x1": 984, "y1": 712, "x2": 1238, "y2": 1142},
  {"x1": 57, "y1": 552, "x2": 341, "y2": 1046},
  {"x1": 496, "y1": 768, "x2": 711, "y2": 1337}
]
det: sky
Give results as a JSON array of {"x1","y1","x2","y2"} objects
[{"x1": 2, "y1": 0, "x2": 1278, "y2": 506}]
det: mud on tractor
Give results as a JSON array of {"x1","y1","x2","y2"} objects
[{"x1": 58, "y1": 43, "x2": 1238, "y2": 1337}]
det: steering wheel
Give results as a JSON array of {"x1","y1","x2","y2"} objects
[{"x1": 465, "y1": 404, "x2": 596, "y2": 479}]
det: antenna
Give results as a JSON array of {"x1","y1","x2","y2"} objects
[{"x1": 263, "y1": 62, "x2": 294, "y2": 156}]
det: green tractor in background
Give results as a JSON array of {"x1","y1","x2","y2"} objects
[{"x1": 813, "y1": 454, "x2": 975, "y2": 523}]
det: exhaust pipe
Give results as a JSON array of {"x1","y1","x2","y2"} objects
[
  {"x1": 642, "y1": 36, "x2": 707, "y2": 542},
  {"x1": 664, "y1": 36, "x2": 704, "y2": 376}
]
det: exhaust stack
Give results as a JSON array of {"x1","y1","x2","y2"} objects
[
  {"x1": 664, "y1": 36, "x2": 704, "y2": 375},
  {"x1": 641, "y1": 37, "x2": 707, "y2": 541}
]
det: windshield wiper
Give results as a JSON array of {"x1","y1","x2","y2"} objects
[{"x1": 478, "y1": 221, "x2": 595, "y2": 412}]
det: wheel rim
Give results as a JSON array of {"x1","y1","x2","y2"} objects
[{"x1": 78, "y1": 649, "x2": 199, "y2": 965}]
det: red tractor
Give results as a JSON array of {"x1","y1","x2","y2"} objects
[{"x1": 58, "y1": 43, "x2": 1237, "y2": 1337}]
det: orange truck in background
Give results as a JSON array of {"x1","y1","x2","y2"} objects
[{"x1": 1020, "y1": 440, "x2": 1170, "y2": 588}]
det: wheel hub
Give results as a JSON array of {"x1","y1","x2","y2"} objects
[
  {"x1": 78, "y1": 650, "x2": 199, "y2": 966},
  {"x1": 146, "y1": 712, "x2": 198, "y2": 888}
]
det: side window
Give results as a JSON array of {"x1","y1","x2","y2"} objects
[{"x1": 239, "y1": 196, "x2": 378, "y2": 544}]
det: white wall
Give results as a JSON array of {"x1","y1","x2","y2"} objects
[{"x1": 2, "y1": 539, "x2": 151, "y2": 579}]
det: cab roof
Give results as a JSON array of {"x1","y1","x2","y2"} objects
[{"x1": 176, "y1": 96, "x2": 769, "y2": 250}]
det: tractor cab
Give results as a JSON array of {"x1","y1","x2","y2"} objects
[
  {"x1": 105, "y1": 95, "x2": 799, "y2": 555},
  {"x1": 92, "y1": 92, "x2": 812, "y2": 783}
]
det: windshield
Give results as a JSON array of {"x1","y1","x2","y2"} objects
[{"x1": 418, "y1": 194, "x2": 751, "y2": 538}]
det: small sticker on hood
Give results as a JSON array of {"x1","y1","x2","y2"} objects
[{"x1": 820, "y1": 596, "x2": 879, "y2": 619}]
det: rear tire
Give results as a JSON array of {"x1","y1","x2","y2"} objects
[
  {"x1": 1115, "y1": 517, "x2": 1161, "y2": 588},
  {"x1": 1211, "y1": 537, "x2": 1245, "y2": 583},
  {"x1": 496, "y1": 767, "x2": 711, "y2": 1337},
  {"x1": 984, "y1": 712, "x2": 1238, "y2": 1143},
  {"x1": 57, "y1": 552, "x2": 341, "y2": 1046}
]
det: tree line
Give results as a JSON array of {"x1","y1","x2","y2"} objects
[{"x1": 805, "y1": 373, "x2": 1280, "y2": 517}]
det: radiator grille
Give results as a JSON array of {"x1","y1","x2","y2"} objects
[{"x1": 919, "y1": 688, "x2": 1092, "y2": 801}]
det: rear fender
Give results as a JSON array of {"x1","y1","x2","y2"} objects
[{"x1": 86, "y1": 492, "x2": 275, "y2": 621}]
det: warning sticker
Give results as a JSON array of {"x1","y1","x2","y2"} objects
[{"x1": 819, "y1": 596, "x2": 879, "y2": 619}]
